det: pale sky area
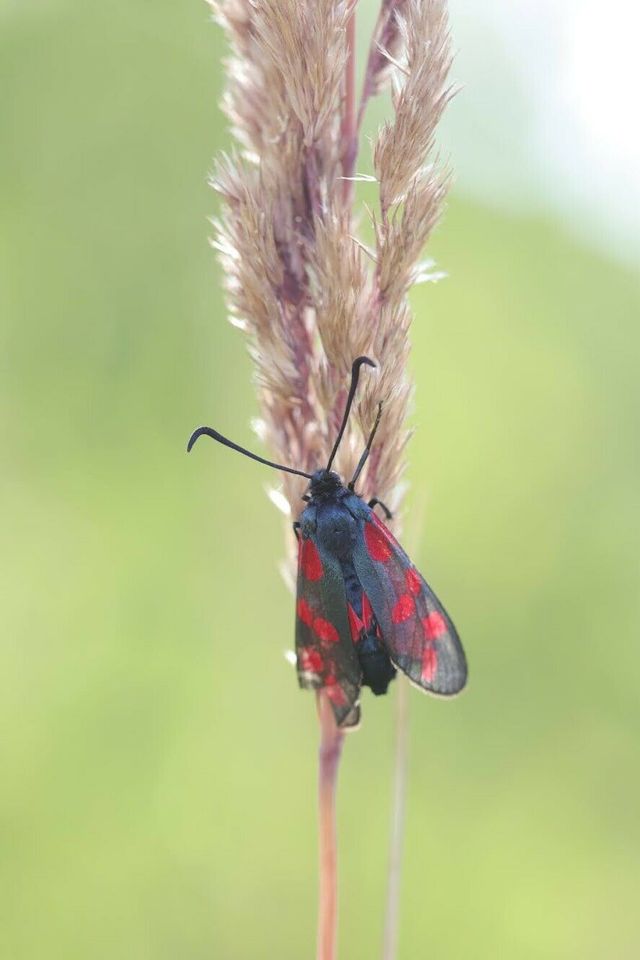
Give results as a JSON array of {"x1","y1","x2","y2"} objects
[{"x1": 443, "y1": 0, "x2": 640, "y2": 265}]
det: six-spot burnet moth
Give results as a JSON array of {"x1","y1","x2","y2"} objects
[{"x1": 188, "y1": 357, "x2": 467, "y2": 727}]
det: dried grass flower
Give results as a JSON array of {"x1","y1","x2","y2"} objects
[{"x1": 208, "y1": 0, "x2": 453, "y2": 541}]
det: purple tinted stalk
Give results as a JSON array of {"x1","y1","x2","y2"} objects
[{"x1": 316, "y1": 692, "x2": 346, "y2": 960}]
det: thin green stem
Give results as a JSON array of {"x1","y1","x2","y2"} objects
[{"x1": 382, "y1": 676, "x2": 410, "y2": 960}]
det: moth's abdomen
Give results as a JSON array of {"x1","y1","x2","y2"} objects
[{"x1": 358, "y1": 637, "x2": 397, "y2": 695}]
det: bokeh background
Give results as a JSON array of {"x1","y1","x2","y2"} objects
[{"x1": 2, "y1": 2, "x2": 639, "y2": 958}]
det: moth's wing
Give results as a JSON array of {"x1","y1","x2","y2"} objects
[
  {"x1": 295, "y1": 533, "x2": 362, "y2": 728},
  {"x1": 352, "y1": 511, "x2": 467, "y2": 695}
]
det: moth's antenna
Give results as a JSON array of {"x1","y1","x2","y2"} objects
[
  {"x1": 348, "y1": 401, "x2": 383, "y2": 490},
  {"x1": 326, "y1": 356, "x2": 376, "y2": 471},
  {"x1": 187, "y1": 426, "x2": 313, "y2": 480}
]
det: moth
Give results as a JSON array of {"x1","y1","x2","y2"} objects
[{"x1": 188, "y1": 357, "x2": 467, "y2": 727}]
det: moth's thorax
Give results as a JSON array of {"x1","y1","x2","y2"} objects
[
  {"x1": 315, "y1": 500, "x2": 358, "y2": 559},
  {"x1": 300, "y1": 472, "x2": 368, "y2": 558},
  {"x1": 307, "y1": 469, "x2": 345, "y2": 502}
]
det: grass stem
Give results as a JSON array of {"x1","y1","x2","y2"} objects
[
  {"x1": 317, "y1": 692, "x2": 346, "y2": 960},
  {"x1": 341, "y1": 2, "x2": 358, "y2": 205},
  {"x1": 382, "y1": 676, "x2": 410, "y2": 960}
]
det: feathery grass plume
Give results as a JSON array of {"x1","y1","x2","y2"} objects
[
  {"x1": 207, "y1": 2, "x2": 453, "y2": 957},
  {"x1": 210, "y1": 0, "x2": 452, "y2": 540}
]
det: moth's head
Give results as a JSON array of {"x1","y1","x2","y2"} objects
[{"x1": 308, "y1": 469, "x2": 343, "y2": 499}]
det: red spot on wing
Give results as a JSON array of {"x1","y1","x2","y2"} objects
[
  {"x1": 297, "y1": 598, "x2": 314, "y2": 628},
  {"x1": 421, "y1": 645, "x2": 438, "y2": 682},
  {"x1": 300, "y1": 538, "x2": 323, "y2": 580},
  {"x1": 347, "y1": 604, "x2": 363, "y2": 643},
  {"x1": 392, "y1": 593, "x2": 415, "y2": 624},
  {"x1": 313, "y1": 617, "x2": 340, "y2": 644},
  {"x1": 405, "y1": 567, "x2": 422, "y2": 596},
  {"x1": 300, "y1": 648, "x2": 324, "y2": 674},
  {"x1": 361, "y1": 592, "x2": 374, "y2": 631},
  {"x1": 364, "y1": 521, "x2": 392, "y2": 562},
  {"x1": 372, "y1": 512, "x2": 402, "y2": 548},
  {"x1": 422, "y1": 611, "x2": 447, "y2": 640}
]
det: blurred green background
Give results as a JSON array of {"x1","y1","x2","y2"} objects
[{"x1": 2, "y1": 3, "x2": 639, "y2": 959}]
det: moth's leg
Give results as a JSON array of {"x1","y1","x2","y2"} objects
[
  {"x1": 368, "y1": 498, "x2": 393, "y2": 521},
  {"x1": 293, "y1": 521, "x2": 301, "y2": 541}
]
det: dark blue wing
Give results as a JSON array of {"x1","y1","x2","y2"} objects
[
  {"x1": 295, "y1": 519, "x2": 361, "y2": 728},
  {"x1": 349, "y1": 503, "x2": 467, "y2": 696}
]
